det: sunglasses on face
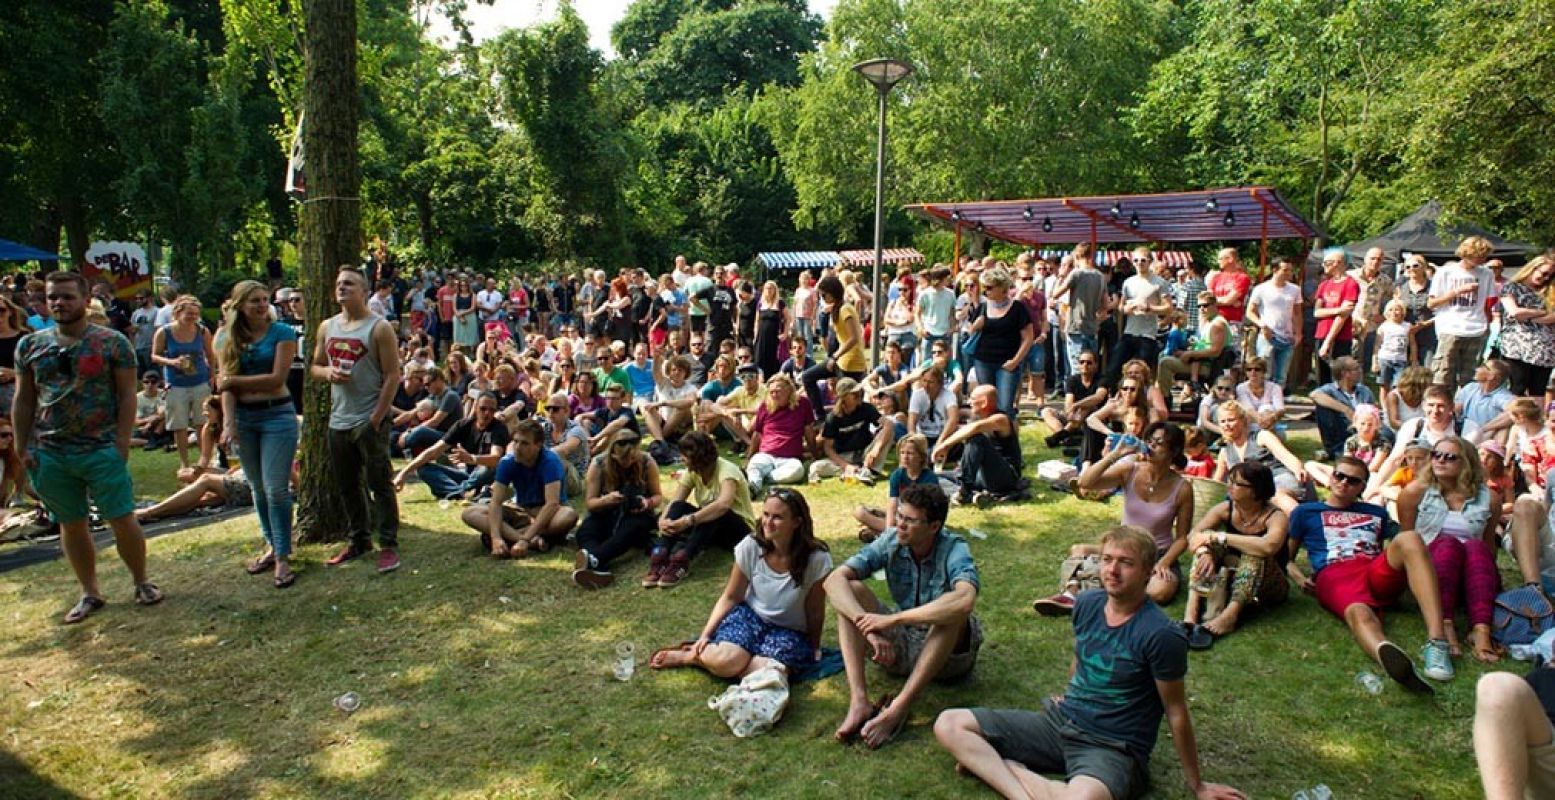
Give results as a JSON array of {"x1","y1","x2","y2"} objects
[
  {"x1": 1213, "y1": 385, "x2": 1232, "y2": 392},
  {"x1": 1431, "y1": 451, "x2": 1461, "y2": 463},
  {"x1": 1119, "y1": 385, "x2": 1139, "y2": 392},
  {"x1": 1331, "y1": 472, "x2": 1366, "y2": 487},
  {"x1": 1247, "y1": 367, "x2": 1265, "y2": 373}
]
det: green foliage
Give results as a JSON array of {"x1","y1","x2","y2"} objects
[
  {"x1": 632, "y1": 3, "x2": 821, "y2": 106},
  {"x1": 1404, "y1": 0, "x2": 1555, "y2": 244},
  {"x1": 1130, "y1": 0, "x2": 1440, "y2": 241}
]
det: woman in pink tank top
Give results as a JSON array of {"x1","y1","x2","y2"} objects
[{"x1": 1071, "y1": 421, "x2": 1194, "y2": 605}]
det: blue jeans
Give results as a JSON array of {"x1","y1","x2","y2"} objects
[
  {"x1": 794, "y1": 318, "x2": 814, "y2": 353},
  {"x1": 418, "y1": 463, "x2": 494, "y2": 499},
  {"x1": 234, "y1": 403, "x2": 299, "y2": 559},
  {"x1": 1255, "y1": 335, "x2": 1294, "y2": 386},
  {"x1": 973, "y1": 360, "x2": 1023, "y2": 417},
  {"x1": 401, "y1": 424, "x2": 445, "y2": 457},
  {"x1": 1312, "y1": 405, "x2": 1351, "y2": 459},
  {"x1": 1066, "y1": 333, "x2": 1098, "y2": 375}
]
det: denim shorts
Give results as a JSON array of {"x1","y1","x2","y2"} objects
[
  {"x1": 1026, "y1": 341, "x2": 1047, "y2": 372},
  {"x1": 30, "y1": 447, "x2": 136, "y2": 524},
  {"x1": 711, "y1": 602, "x2": 812, "y2": 669},
  {"x1": 1378, "y1": 359, "x2": 1406, "y2": 386}
]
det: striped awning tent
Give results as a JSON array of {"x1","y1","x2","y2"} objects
[
  {"x1": 1037, "y1": 249, "x2": 1194, "y2": 268},
  {"x1": 754, "y1": 251, "x2": 842, "y2": 271},
  {"x1": 837, "y1": 248, "x2": 926, "y2": 268}
]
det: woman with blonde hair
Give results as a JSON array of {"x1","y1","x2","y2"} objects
[
  {"x1": 1497, "y1": 254, "x2": 1555, "y2": 395},
  {"x1": 746, "y1": 373, "x2": 813, "y2": 492},
  {"x1": 1384, "y1": 365, "x2": 1432, "y2": 432},
  {"x1": 965, "y1": 265, "x2": 1034, "y2": 417},
  {"x1": 1397, "y1": 435, "x2": 1503, "y2": 662},
  {"x1": 753, "y1": 280, "x2": 788, "y2": 380},
  {"x1": 1214, "y1": 400, "x2": 1307, "y2": 514},
  {"x1": 215, "y1": 280, "x2": 300, "y2": 588},
  {"x1": 853, "y1": 432, "x2": 939, "y2": 541},
  {"x1": 151, "y1": 295, "x2": 217, "y2": 470}
]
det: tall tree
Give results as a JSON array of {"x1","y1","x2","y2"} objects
[
  {"x1": 1405, "y1": 0, "x2": 1555, "y2": 243},
  {"x1": 294, "y1": 0, "x2": 361, "y2": 542}
]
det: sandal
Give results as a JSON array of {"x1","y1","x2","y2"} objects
[
  {"x1": 274, "y1": 572, "x2": 297, "y2": 590},
  {"x1": 63, "y1": 595, "x2": 105, "y2": 625},
  {"x1": 245, "y1": 554, "x2": 276, "y2": 575},
  {"x1": 133, "y1": 582, "x2": 165, "y2": 606}
]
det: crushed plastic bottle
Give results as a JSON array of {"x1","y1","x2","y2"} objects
[
  {"x1": 966, "y1": 528, "x2": 988, "y2": 540},
  {"x1": 1355, "y1": 671, "x2": 1383, "y2": 695},
  {"x1": 1311, "y1": 784, "x2": 1333, "y2": 800},
  {"x1": 333, "y1": 691, "x2": 361, "y2": 713},
  {"x1": 613, "y1": 641, "x2": 635, "y2": 681},
  {"x1": 438, "y1": 499, "x2": 452, "y2": 510}
]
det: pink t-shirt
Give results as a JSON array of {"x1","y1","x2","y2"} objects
[
  {"x1": 1315, "y1": 275, "x2": 1360, "y2": 342},
  {"x1": 752, "y1": 396, "x2": 814, "y2": 459}
]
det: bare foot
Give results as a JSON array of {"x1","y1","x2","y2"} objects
[
  {"x1": 1443, "y1": 623, "x2": 1462, "y2": 658},
  {"x1": 1200, "y1": 606, "x2": 1241, "y2": 637},
  {"x1": 861, "y1": 702, "x2": 908, "y2": 749},
  {"x1": 650, "y1": 644, "x2": 697, "y2": 670},
  {"x1": 1471, "y1": 626, "x2": 1502, "y2": 664},
  {"x1": 834, "y1": 700, "x2": 875, "y2": 743}
]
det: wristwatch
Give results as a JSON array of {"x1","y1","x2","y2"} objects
[{"x1": 1215, "y1": 532, "x2": 1227, "y2": 546}]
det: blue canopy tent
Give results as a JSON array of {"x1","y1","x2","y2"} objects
[
  {"x1": 0, "y1": 239, "x2": 61, "y2": 262},
  {"x1": 753, "y1": 251, "x2": 841, "y2": 281}
]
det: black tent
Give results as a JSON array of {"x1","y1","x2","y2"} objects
[{"x1": 1308, "y1": 200, "x2": 1541, "y2": 270}]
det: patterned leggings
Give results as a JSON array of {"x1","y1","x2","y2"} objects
[
  {"x1": 1205, "y1": 545, "x2": 1290, "y2": 609},
  {"x1": 1427, "y1": 536, "x2": 1500, "y2": 627}
]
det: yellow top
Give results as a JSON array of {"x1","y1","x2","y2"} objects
[{"x1": 835, "y1": 304, "x2": 867, "y2": 373}]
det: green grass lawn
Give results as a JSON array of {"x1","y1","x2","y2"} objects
[{"x1": 0, "y1": 427, "x2": 1497, "y2": 798}]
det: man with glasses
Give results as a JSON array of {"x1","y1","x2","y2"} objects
[
  {"x1": 1287, "y1": 455, "x2": 1452, "y2": 692},
  {"x1": 826, "y1": 483, "x2": 982, "y2": 749},
  {"x1": 1309, "y1": 356, "x2": 1376, "y2": 462},
  {"x1": 16, "y1": 271, "x2": 163, "y2": 623},
  {"x1": 589, "y1": 383, "x2": 642, "y2": 451},
  {"x1": 1042, "y1": 350, "x2": 1107, "y2": 451},
  {"x1": 1155, "y1": 292, "x2": 1230, "y2": 405},
  {"x1": 393, "y1": 390, "x2": 510, "y2": 501},
  {"x1": 686, "y1": 333, "x2": 711, "y2": 385}
]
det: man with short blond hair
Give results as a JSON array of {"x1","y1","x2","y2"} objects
[{"x1": 935, "y1": 524, "x2": 1243, "y2": 800}]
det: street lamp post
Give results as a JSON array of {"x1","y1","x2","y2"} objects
[{"x1": 852, "y1": 57, "x2": 913, "y2": 367}]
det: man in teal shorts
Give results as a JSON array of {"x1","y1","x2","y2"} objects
[{"x1": 15, "y1": 271, "x2": 163, "y2": 624}]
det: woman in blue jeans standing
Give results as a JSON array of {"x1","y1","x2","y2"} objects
[
  {"x1": 217, "y1": 281, "x2": 300, "y2": 588},
  {"x1": 967, "y1": 266, "x2": 1034, "y2": 417}
]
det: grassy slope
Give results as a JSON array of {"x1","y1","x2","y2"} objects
[{"x1": 0, "y1": 429, "x2": 1492, "y2": 799}]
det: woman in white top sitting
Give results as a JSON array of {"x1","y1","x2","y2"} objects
[
  {"x1": 1234, "y1": 356, "x2": 1286, "y2": 436},
  {"x1": 651, "y1": 487, "x2": 831, "y2": 676}
]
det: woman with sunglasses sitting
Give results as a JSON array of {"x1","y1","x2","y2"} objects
[
  {"x1": 1180, "y1": 461, "x2": 1289, "y2": 649},
  {"x1": 572, "y1": 429, "x2": 662, "y2": 589},
  {"x1": 651, "y1": 486, "x2": 831, "y2": 680},
  {"x1": 1214, "y1": 400, "x2": 1308, "y2": 515},
  {"x1": 1081, "y1": 372, "x2": 1160, "y2": 468},
  {"x1": 1396, "y1": 435, "x2": 1504, "y2": 663}
]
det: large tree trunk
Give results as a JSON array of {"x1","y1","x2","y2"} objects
[{"x1": 294, "y1": 0, "x2": 360, "y2": 543}]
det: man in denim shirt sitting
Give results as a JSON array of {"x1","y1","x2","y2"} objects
[{"x1": 825, "y1": 483, "x2": 981, "y2": 749}]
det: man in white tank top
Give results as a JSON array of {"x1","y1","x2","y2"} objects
[{"x1": 312, "y1": 266, "x2": 404, "y2": 573}]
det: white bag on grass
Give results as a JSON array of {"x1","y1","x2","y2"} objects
[{"x1": 707, "y1": 663, "x2": 789, "y2": 737}]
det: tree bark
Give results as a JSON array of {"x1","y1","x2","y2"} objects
[{"x1": 295, "y1": 0, "x2": 360, "y2": 543}]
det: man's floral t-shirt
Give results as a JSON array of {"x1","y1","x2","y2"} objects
[{"x1": 18, "y1": 324, "x2": 137, "y2": 453}]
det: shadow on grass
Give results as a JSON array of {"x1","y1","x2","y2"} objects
[
  {"x1": 0, "y1": 748, "x2": 81, "y2": 799},
  {"x1": 0, "y1": 431, "x2": 1490, "y2": 798}
]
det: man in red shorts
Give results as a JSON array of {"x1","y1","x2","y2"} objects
[{"x1": 1285, "y1": 455, "x2": 1451, "y2": 693}]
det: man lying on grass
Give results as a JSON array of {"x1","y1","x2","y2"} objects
[
  {"x1": 934, "y1": 525, "x2": 1244, "y2": 800},
  {"x1": 1285, "y1": 455, "x2": 1453, "y2": 693},
  {"x1": 826, "y1": 483, "x2": 980, "y2": 749}
]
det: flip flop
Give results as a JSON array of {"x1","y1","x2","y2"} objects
[
  {"x1": 274, "y1": 572, "x2": 297, "y2": 590},
  {"x1": 245, "y1": 554, "x2": 276, "y2": 575},
  {"x1": 63, "y1": 595, "x2": 105, "y2": 625},
  {"x1": 1186, "y1": 624, "x2": 1215, "y2": 651}
]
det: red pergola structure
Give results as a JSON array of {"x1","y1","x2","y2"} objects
[{"x1": 905, "y1": 186, "x2": 1319, "y2": 272}]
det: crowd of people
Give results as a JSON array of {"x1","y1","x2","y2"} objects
[{"x1": 8, "y1": 233, "x2": 1555, "y2": 799}]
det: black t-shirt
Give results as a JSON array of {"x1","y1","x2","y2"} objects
[
  {"x1": 630, "y1": 286, "x2": 651, "y2": 321},
  {"x1": 605, "y1": 405, "x2": 640, "y2": 434},
  {"x1": 430, "y1": 387, "x2": 464, "y2": 432},
  {"x1": 393, "y1": 384, "x2": 427, "y2": 413},
  {"x1": 974, "y1": 301, "x2": 1031, "y2": 364},
  {"x1": 494, "y1": 386, "x2": 528, "y2": 416},
  {"x1": 708, "y1": 285, "x2": 736, "y2": 333},
  {"x1": 554, "y1": 282, "x2": 575, "y2": 314},
  {"x1": 1066, "y1": 374, "x2": 1101, "y2": 401},
  {"x1": 533, "y1": 283, "x2": 552, "y2": 312},
  {"x1": 823, "y1": 402, "x2": 882, "y2": 453},
  {"x1": 688, "y1": 353, "x2": 710, "y2": 385},
  {"x1": 442, "y1": 415, "x2": 511, "y2": 455}
]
